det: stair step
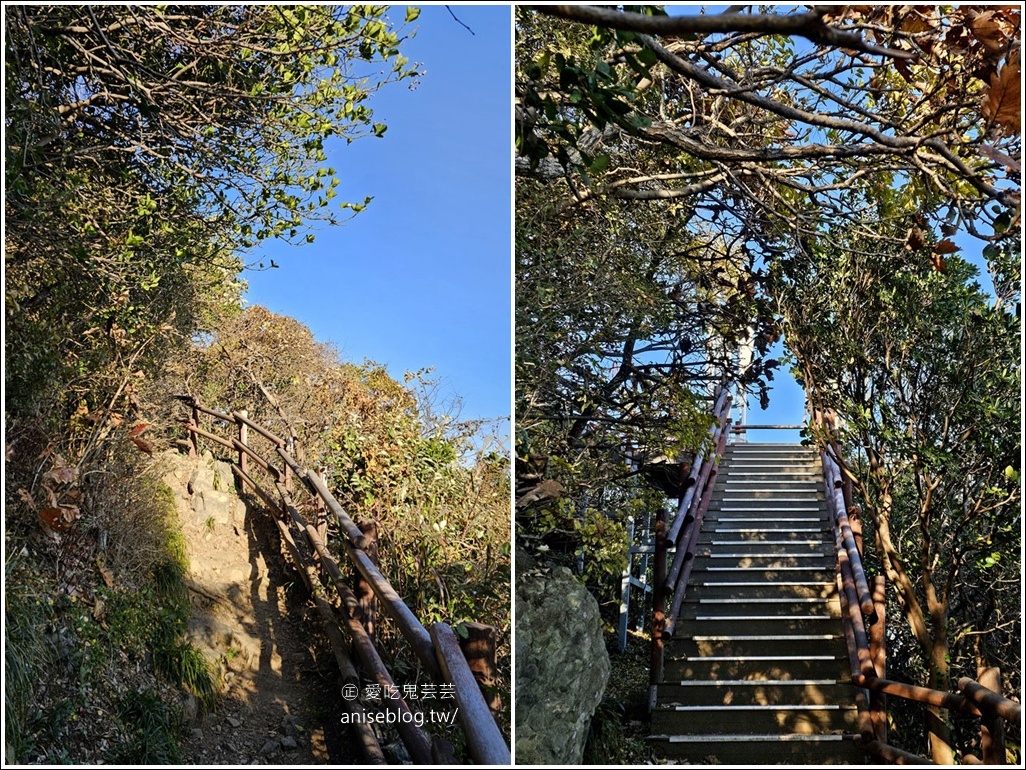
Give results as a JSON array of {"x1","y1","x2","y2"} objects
[
  {"x1": 651, "y1": 702, "x2": 859, "y2": 735},
  {"x1": 655, "y1": 679, "x2": 853, "y2": 706},
  {"x1": 668, "y1": 634, "x2": 845, "y2": 657},
  {"x1": 701, "y1": 542, "x2": 829, "y2": 550},
  {"x1": 664, "y1": 654, "x2": 848, "y2": 681},
  {"x1": 649, "y1": 733, "x2": 866, "y2": 765},
  {"x1": 681, "y1": 599, "x2": 839, "y2": 618},
  {"x1": 694, "y1": 556, "x2": 837, "y2": 571},
  {"x1": 707, "y1": 518, "x2": 828, "y2": 527},
  {"x1": 680, "y1": 617, "x2": 843, "y2": 636},
  {"x1": 689, "y1": 581, "x2": 836, "y2": 600},
  {"x1": 699, "y1": 543, "x2": 829, "y2": 553}
]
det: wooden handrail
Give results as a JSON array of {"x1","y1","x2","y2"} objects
[
  {"x1": 231, "y1": 409, "x2": 285, "y2": 447},
  {"x1": 657, "y1": 384, "x2": 732, "y2": 640},
  {"x1": 958, "y1": 678, "x2": 1021, "y2": 723},
  {"x1": 180, "y1": 394, "x2": 509, "y2": 765},
  {"x1": 431, "y1": 623, "x2": 512, "y2": 765},
  {"x1": 664, "y1": 411, "x2": 731, "y2": 637},
  {"x1": 664, "y1": 394, "x2": 732, "y2": 589},
  {"x1": 822, "y1": 452, "x2": 876, "y2": 623},
  {"x1": 821, "y1": 427, "x2": 1018, "y2": 764}
]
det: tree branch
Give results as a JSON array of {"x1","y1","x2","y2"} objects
[{"x1": 529, "y1": 5, "x2": 913, "y2": 59}]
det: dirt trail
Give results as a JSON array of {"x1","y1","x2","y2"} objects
[{"x1": 160, "y1": 450, "x2": 354, "y2": 764}]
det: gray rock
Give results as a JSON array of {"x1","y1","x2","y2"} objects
[
  {"x1": 227, "y1": 716, "x2": 242, "y2": 728},
  {"x1": 181, "y1": 693, "x2": 199, "y2": 724},
  {"x1": 280, "y1": 736, "x2": 298, "y2": 751},
  {"x1": 514, "y1": 549, "x2": 610, "y2": 765},
  {"x1": 260, "y1": 739, "x2": 279, "y2": 755},
  {"x1": 382, "y1": 741, "x2": 411, "y2": 765}
]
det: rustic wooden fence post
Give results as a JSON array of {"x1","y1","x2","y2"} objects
[
  {"x1": 316, "y1": 468, "x2": 329, "y2": 546},
  {"x1": 870, "y1": 575, "x2": 888, "y2": 743},
  {"x1": 650, "y1": 507, "x2": 667, "y2": 700},
  {"x1": 355, "y1": 517, "x2": 379, "y2": 640},
  {"x1": 458, "y1": 622, "x2": 501, "y2": 721},
  {"x1": 189, "y1": 399, "x2": 200, "y2": 457},
  {"x1": 978, "y1": 667, "x2": 1006, "y2": 764},
  {"x1": 236, "y1": 409, "x2": 248, "y2": 492},
  {"x1": 283, "y1": 437, "x2": 293, "y2": 494}
]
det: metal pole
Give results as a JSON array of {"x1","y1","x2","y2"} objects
[{"x1": 618, "y1": 516, "x2": 635, "y2": 652}]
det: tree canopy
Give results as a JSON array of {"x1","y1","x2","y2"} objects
[
  {"x1": 5, "y1": 5, "x2": 420, "y2": 424},
  {"x1": 515, "y1": 5, "x2": 1020, "y2": 762}
]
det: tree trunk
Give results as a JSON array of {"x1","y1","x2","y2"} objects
[{"x1": 925, "y1": 601, "x2": 954, "y2": 764}]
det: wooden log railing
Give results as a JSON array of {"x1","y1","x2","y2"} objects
[
  {"x1": 650, "y1": 383, "x2": 733, "y2": 695},
  {"x1": 174, "y1": 395, "x2": 510, "y2": 766},
  {"x1": 819, "y1": 445, "x2": 1020, "y2": 765}
]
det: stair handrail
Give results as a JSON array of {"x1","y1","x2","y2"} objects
[
  {"x1": 651, "y1": 382, "x2": 733, "y2": 693},
  {"x1": 818, "y1": 426, "x2": 1019, "y2": 764},
  {"x1": 175, "y1": 394, "x2": 510, "y2": 766}
]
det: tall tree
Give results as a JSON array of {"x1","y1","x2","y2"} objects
[
  {"x1": 775, "y1": 215, "x2": 1020, "y2": 761},
  {"x1": 5, "y1": 5, "x2": 420, "y2": 425}
]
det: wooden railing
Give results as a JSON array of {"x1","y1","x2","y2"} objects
[
  {"x1": 175, "y1": 395, "x2": 510, "y2": 766},
  {"x1": 650, "y1": 383, "x2": 733, "y2": 693},
  {"x1": 820, "y1": 447, "x2": 1021, "y2": 765}
]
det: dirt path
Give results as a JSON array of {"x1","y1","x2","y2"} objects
[{"x1": 161, "y1": 450, "x2": 356, "y2": 764}]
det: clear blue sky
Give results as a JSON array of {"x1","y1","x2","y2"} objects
[{"x1": 244, "y1": 6, "x2": 511, "y2": 431}]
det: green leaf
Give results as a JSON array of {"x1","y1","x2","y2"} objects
[
  {"x1": 588, "y1": 153, "x2": 610, "y2": 173},
  {"x1": 405, "y1": 7, "x2": 420, "y2": 23},
  {"x1": 372, "y1": 122, "x2": 387, "y2": 137}
]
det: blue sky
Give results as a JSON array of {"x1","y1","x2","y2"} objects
[{"x1": 244, "y1": 6, "x2": 511, "y2": 432}]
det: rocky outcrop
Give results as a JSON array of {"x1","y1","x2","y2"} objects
[
  {"x1": 160, "y1": 449, "x2": 245, "y2": 530},
  {"x1": 514, "y1": 549, "x2": 610, "y2": 765}
]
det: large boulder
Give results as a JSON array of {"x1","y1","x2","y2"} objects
[{"x1": 514, "y1": 549, "x2": 610, "y2": 764}]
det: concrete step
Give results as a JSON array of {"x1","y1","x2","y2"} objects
[
  {"x1": 680, "y1": 597, "x2": 841, "y2": 618},
  {"x1": 704, "y1": 515, "x2": 829, "y2": 529},
  {"x1": 650, "y1": 702, "x2": 860, "y2": 735},
  {"x1": 693, "y1": 554, "x2": 837, "y2": 570},
  {"x1": 690, "y1": 566, "x2": 836, "y2": 583},
  {"x1": 664, "y1": 653, "x2": 849, "y2": 681},
  {"x1": 697, "y1": 533, "x2": 833, "y2": 546},
  {"x1": 689, "y1": 580, "x2": 836, "y2": 600},
  {"x1": 676, "y1": 615, "x2": 844, "y2": 637},
  {"x1": 655, "y1": 678, "x2": 854, "y2": 706},
  {"x1": 667, "y1": 633, "x2": 846, "y2": 658},
  {"x1": 697, "y1": 542, "x2": 830, "y2": 556},
  {"x1": 649, "y1": 733, "x2": 867, "y2": 764}
]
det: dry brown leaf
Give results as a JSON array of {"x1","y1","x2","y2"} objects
[
  {"x1": 967, "y1": 9, "x2": 1007, "y2": 52},
  {"x1": 16, "y1": 487, "x2": 36, "y2": 511},
  {"x1": 131, "y1": 435, "x2": 156, "y2": 456},
  {"x1": 39, "y1": 505, "x2": 78, "y2": 533},
  {"x1": 896, "y1": 6, "x2": 938, "y2": 35},
  {"x1": 97, "y1": 558, "x2": 116, "y2": 589},
  {"x1": 983, "y1": 51, "x2": 1021, "y2": 136},
  {"x1": 41, "y1": 483, "x2": 59, "y2": 508},
  {"x1": 905, "y1": 225, "x2": 927, "y2": 250},
  {"x1": 930, "y1": 253, "x2": 949, "y2": 274},
  {"x1": 44, "y1": 463, "x2": 79, "y2": 485},
  {"x1": 933, "y1": 238, "x2": 960, "y2": 254}
]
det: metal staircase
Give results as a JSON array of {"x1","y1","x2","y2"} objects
[{"x1": 650, "y1": 442, "x2": 866, "y2": 764}]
